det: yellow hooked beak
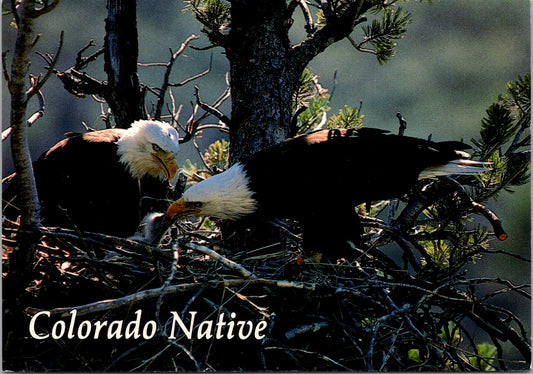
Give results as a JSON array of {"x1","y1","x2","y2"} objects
[
  {"x1": 166, "y1": 200, "x2": 201, "y2": 220},
  {"x1": 152, "y1": 151, "x2": 178, "y2": 180}
]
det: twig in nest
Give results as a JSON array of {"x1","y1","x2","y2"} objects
[
  {"x1": 223, "y1": 286, "x2": 271, "y2": 318},
  {"x1": 184, "y1": 242, "x2": 254, "y2": 278},
  {"x1": 155, "y1": 245, "x2": 180, "y2": 340},
  {"x1": 264, "y1": 346, "x2": 352, "y2": 371},
  {"x1": 285, "y1": 321, "x2": 329, "y2": 340},
  {"x1": 25, "y1": 277, "x2": 327, "y2": 318}
]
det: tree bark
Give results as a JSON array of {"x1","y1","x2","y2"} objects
[
  {"x1": 8, "y1": 0, "x2": 42, "y2": 283},
  {"x1": 104, "y1": 0, "x2": 146, "y2": 128},
  {"x1": 227, "y1": 0, "x2": 297, "y2": 164},
  {"x1": 221, "y1": 0, "x2": 301, "y2": 249}
]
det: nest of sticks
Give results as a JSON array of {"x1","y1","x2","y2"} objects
[{"x1": 2, "y1": 214, "x2": 530, "y2": 371}]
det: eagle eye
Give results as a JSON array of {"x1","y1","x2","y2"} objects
[
  {"x1": 192, "y1": 202, "x2": 203, "y2": 208},
  {"x1": 152, "y1": 143, "x2": 162, "y2": 152}
]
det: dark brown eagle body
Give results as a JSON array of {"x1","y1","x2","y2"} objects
[
  {"x1": 244, "y1": 128, "x2": 469, "y2": 210},
  {"x1": 32, "y1": 130, "x2": 161, "y2": 236},
  {"x1": 166, "y1": 128, "x2": 485, "y2": 257},
  {"x1": 4, "y1": 120, "x2": 180, "y2": 237},
  {"x1": 241, "y1": 128, "x2": 472, "y2": 252}
]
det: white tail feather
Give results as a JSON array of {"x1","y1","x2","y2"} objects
[{"x1": 419, "y1": 159, "x2": 490, "y2": 180}]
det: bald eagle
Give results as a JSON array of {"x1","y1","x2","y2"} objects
[
  {"x1": 164, "y1": 128, "x2": 487, "y2": 255},
  {"x1": 3, "y1": 120, "x2": 180, "y2": 237}
]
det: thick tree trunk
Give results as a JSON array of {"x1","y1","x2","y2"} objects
[
  {"x1": 227, "y1": 0, "x2": 298, "y2": 164},
  {"x1": 104, "y1": 0, "x2": 146, "y2": 128},
  {"x1": 223, "y1": 1, "x2": 303, "y2": 250}
]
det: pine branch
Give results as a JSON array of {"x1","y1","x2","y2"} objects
[
  {"x1": 291, "y1": 0, "x2": 372, "y2": 71},
  {"x1": 184, "y1": 0, "x2": 230, "y2": 47},
  {"x1": 357, "y1": 7, "x2": 411, "y2": 64}
]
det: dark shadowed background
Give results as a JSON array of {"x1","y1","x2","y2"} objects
[{"x1": 2, "y1": 0, "x2": 530, "y2": 361}]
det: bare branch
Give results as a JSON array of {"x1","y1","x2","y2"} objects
[
  {"x1": 288, "y1": 0, "x2": 316, "y2": 35},
  {"x1": 74, "y1": 43, "x2": 104, "y2": 70},
  {"x1": 2, "y1": 128, "x2": 13, "y2": 142},
  {"x1": 25, "y1": 76, "x2": 45, "y2": 128},
  {"x1": 193, "y1": 84, "x2": 231, "y2": 127},
  {"x1": 347, "y1": 34, "x2": 378, "y2": 55},
  {"x1": 168, "y1": 59, "x2": 211, "y2": 88},
  {"x1": 29, "y1": 33, "x2": 41, "y2": 49},
  {"x1": 4, "y1": 0, "x2": 64, "y2": 318},
  {"x1": 56, "y1": 68, "x2": 106, "y2": 97},
  {"x1": 150, "y1": 34, "x2": 201, "y2": 119},
  {"x1": 11, "y1": 0, "x2": 21, "y2": 28},
  {"x1": 27, "y1": 30, "x2": 63, "y2": 102}
]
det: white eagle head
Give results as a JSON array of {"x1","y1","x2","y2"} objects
[{"x1": 117, "y1": 120, "x2": 180, "y2": 180}]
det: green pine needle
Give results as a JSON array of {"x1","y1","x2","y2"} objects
[
  {"x1": 361, "y1": 7, "x2": 412, "y2": 64},
  {"x1": 327, "y1": 105, "x2": 365, "y2": 129}
]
